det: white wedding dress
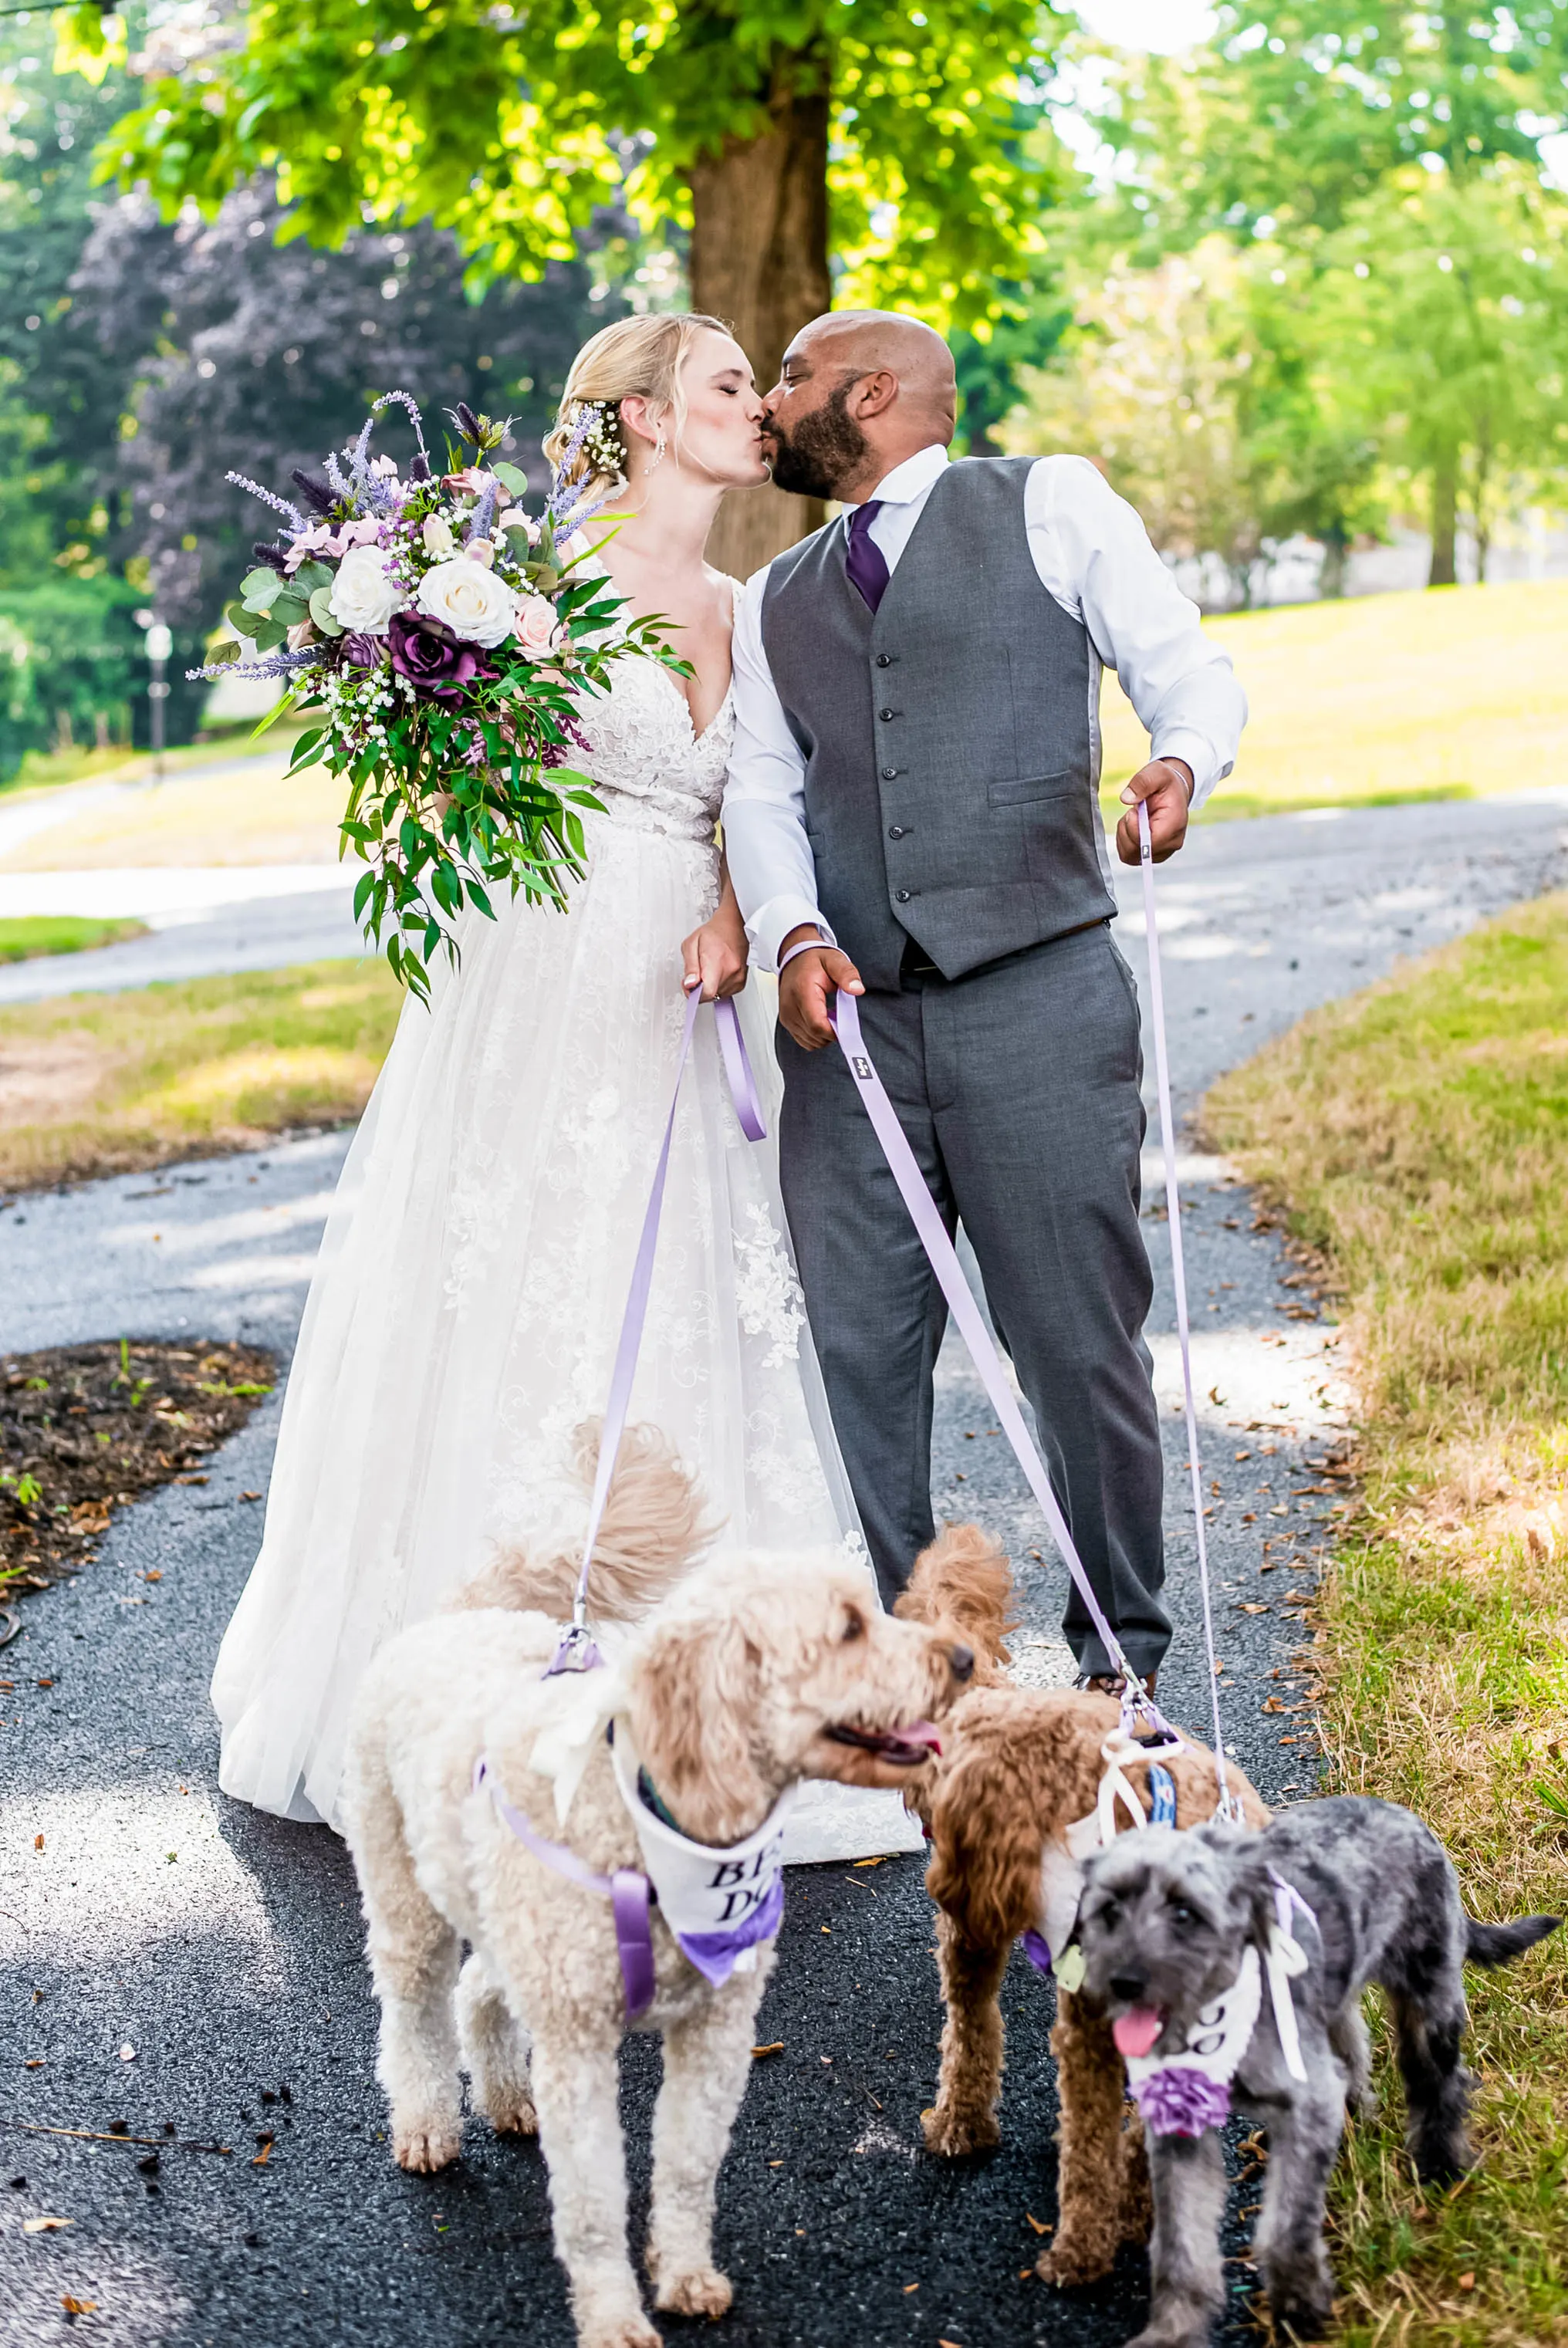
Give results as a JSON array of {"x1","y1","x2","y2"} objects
[{"x1": 211, "y1": 610, "x2": 922, "y2": 1864}]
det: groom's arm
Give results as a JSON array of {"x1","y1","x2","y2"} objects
[
  {"x1": 1025, "y1": 456, "x2": 1248, "y2": 864},
  {"x1": 725, "y1": 573, "x2": 865, "y2": 1048},
  {"x1": 723, "y1": 571, "x2": 836, "y2": 974}
]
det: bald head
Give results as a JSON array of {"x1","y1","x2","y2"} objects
[{"x1": 763, "y1": 309, "x2": 958, "y2": 503}]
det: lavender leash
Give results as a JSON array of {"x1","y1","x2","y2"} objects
[
  {"x1": 1137, "y1": 797, "x2": 1241, "y2": 1820},
  {"x1": 474, "y1": 1758, "x2": 656, "y2": 2017},
  {"x1": 546, "y1": 987, "x2": 765, "y2": 1676},
  {"x1": 826, "y1": 989, "x2": 1167, "y2": 1727}
]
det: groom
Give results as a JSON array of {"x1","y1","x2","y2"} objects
[{"x1": 721, "y1": 309, "x2": 1246, "y2": 1693}]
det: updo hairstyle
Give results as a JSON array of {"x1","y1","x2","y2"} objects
[{"x1": 542, "y1": 312, "x2": 732, "y2": 503}]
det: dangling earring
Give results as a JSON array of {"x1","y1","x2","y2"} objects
[{"x1": 648, "y1": 428, "x2": 667, "y2": 475}]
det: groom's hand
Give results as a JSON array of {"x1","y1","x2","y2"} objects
[
  {"x1": 778, "y1": 930, "x2": 865, "y2": 1051},
  {"x1": 1115, "y1": 757, "x2": 1194, "y2": 866}
]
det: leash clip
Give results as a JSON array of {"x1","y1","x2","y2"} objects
[{"x1": 545, "y1": 1621, "x2": 604, "y2": 1678}]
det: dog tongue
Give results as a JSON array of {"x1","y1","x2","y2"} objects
[
  {"x1": 898, "y1": 1721, "x2": 942, "y2": 1755},
  {"x1": 1113, "y1": 2008, "x2": 1165, "y2": 2059}
]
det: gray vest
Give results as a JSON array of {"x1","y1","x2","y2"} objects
[{"x1": 759, "y1": 456, "x2": 1114, "y2": 991}]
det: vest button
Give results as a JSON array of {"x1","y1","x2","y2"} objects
[
  {"x1": 875, "y1": 653, "x2": 893, "y2": 667},
  {"x1": 880, "y1": 767, "x2": 897, "y2": 780},
  {"x1": 878, "y1": 708, "x2": 895, "y2": 721},
  {"x1": 888, "y1": 826, "x2": 907, "y2": 839},
  {"x1": 894, "y1": 889, "x2": 912, "y2": 903}
]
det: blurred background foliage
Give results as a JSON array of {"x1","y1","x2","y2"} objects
[{"x1": 7, "y1": 1, "x2": 1568, "y2": 782}]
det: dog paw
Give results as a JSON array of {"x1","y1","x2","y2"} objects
[
  {"x1": 485, "y1": 2092, "x2": 538, "y2": 2137},
  {"x1": 1036, "y1": 2240, "x2": 1116, "y2": 2289},
  {"x1": 652, "y1": 2265, "x2": 732, "y2": 2319},
  {"x1": 580, "y1": 2315, "x2": 662, "y2": 2348},
  {"x1": 393, "y1": 2119, "x2": 462, "y2": 2173},
  {"x1": 920, "y1": 2102, "x2": 999, "y2": 2157}
]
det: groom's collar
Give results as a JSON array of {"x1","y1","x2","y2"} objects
[{"x1": 845, "y1": 441, "x2": 950, "y2": 512}]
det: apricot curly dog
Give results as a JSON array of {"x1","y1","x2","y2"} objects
[{"x1": 895, "y1": 1526, "x2": 1269, "y2": 2289}]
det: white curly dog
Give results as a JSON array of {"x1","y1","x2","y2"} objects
[{"x1": 343, "y1": 1430, "x2": 972, "y2": 2348}]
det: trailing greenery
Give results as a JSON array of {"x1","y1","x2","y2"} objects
[{"x1": 1208, "y1": 897, "x2": 1568, "y2": 2346}]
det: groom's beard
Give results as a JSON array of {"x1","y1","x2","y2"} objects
[{"x1": 765, "y1": 387, "x2": 870, "y2": 501}]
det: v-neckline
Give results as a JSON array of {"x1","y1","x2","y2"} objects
[{"x1": 660, "y1": 663, "x2": 733, "y2": 748}]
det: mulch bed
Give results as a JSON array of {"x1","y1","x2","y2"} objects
[{"x1": 0, "y1": 1340, "x2": 277, "y2": 1633}]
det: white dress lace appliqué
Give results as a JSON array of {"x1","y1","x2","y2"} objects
[{"x1": 211, "y1": 629, "x2": 921, "y2": 1863}]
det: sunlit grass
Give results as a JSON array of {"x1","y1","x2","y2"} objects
[
  {"x1": 1208, "y1": 894, "x2": 1568, "y2": 2345},
  {"x1": 1100, "y1": 576, "x2": 1568, "y2": 819},
  {"x1": 0, "y1": 958, "x2": 402, "y2": 1190},
  {"x1": 0, "y1": 914, "x2": 147, "y2": 961}
]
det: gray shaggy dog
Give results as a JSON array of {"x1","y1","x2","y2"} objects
[{"x1": 1077, "y1": 1796, "x2": 1559, "y2": 2348}]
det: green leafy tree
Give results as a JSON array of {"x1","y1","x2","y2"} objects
[
  {"x1": 1314, "y1": 162, "x2": 1568, "y2": 582},
  {"x1": 78, "y1": 0, "x2": 1066, "y2": 569}
]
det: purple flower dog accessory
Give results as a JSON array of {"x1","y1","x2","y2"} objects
[{"x1": 194, "y1": 390, "x2": 690, "y2": 999}]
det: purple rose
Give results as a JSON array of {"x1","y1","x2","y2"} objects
[
  {"x1": 338, "y1": 632, "x2": 387, "y2": 670},
  {"x1": 1132, "y1": 2066, "x2": 1232, "y2": 2138},
  {"x1": 387, "y1": 611, "x2": 497, "y2": 704}
]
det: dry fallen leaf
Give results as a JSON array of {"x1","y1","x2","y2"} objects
[
  {"x1": 23, "y1": 2059, "x2": 43, "y2": 2070},
  {"x1": 903, "y1": 2282, "x2": 918, "y2": 2293},
  {"x1": 23, "y1": 2215, "x2": 70, "y2": 2233},
  {"x1": 1236, "y1": 1603, "x2": 1269, "y2": 1615},
  {"x1": 751, "y1": 2043, "x2": 783, "y2": 2059},
  {"x1": 32, "y1": 1834, "x2": 43, "y2": 1852},
  {"x1": 252, "y1": 2139, "x2": 273, "y2": 2167},
  {"x1": 1458, "y1": 2274, "x2": 1475, "y2": 2292},
  {"x1": 853, "y1": 1856, "x2": 886, "y2": 1869},
  {"x1": 60, "y1": 2298, "x2": 97, "y2": 2316},
  {"x1": 142, "y1": 1571, "x2": 162, "y2": 1583},
  {"x1": 1025, "y1": 2212, "x2": 1050, "y2": 2235},
  {"x1": 240, "y1": 1491, "x2": 262, "y2": 1503}
]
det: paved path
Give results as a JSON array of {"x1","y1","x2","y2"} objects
[{"x1": 2, "y1": 791, "x2": 1565, "y2": 2348}]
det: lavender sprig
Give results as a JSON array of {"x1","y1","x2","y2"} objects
[
  {"x1": 325, "y1": 449, "x2": 354, "y2": 503},
  {"x1": 227, "y1": 471, "x2": 309, "y2": 533},
  {"x1": 368, "y1": 388, "x2": 427, "y2": 462},
  {"x1": 466, "y1": 476, "x2": 498, "y2": 545},
  {"x1": 545, "y1": 408, "x2": 596, "y2": 523},
  {"x1": 186, "y1": 647, "x2": 325, "y2": 682}
]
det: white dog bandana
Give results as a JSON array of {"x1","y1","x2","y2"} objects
[{"x1": 610, "y1": 1718, "x2": 794, "y2": 1987}]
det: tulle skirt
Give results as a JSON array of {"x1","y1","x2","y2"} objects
[{"x1": 211, "y1": 810, "x2": 920, "y2": 1858}]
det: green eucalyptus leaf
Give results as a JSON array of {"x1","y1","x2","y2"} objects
[
  {"x1": 241, "y1": 567, "x2": 284, "y2": 608},
  {"x1": 309, "y1": 586, "x2": 344, "y2": 637}
]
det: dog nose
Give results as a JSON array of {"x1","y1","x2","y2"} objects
[
  {"x1": 1109, "y1": 1973, "x2": 1147, "y2": 2002},
  {"x1": 948, "y1": 1643, "x2": 975, "y2": 1682}
]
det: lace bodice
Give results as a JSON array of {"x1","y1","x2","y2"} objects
[{"x1": 570, "y1": 570, "x2": 737, "y2": 845}]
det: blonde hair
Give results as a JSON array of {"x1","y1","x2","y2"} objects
[{"x1": 543, "y1": 312, "x2": 733, "y2": 502}]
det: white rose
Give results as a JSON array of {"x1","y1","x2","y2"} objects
[
  {"x1": 416, "y1": 556, "x2": 519, "y2": 650},
  {"x1": 512, "y1": 594, "x2": 559, "y2": 657},
  {"x1": 328, "y1": 544, "x2": 400, "y2": 636},
  {"x1": 421, "y1": 513, "x2": 456, "y2": 559}
]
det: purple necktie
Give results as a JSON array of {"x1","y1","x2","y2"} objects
[{"x1": 845, "y1": 500, "x2": 889, "y2": 614}]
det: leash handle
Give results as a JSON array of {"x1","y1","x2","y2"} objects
[
  {"x1": 1137, "y1": 796, "x2": 1241, "y2": 1823},
  {"x1": 547, "y1": 988, "x2": 765, "y2": 1676},
  {"x1": 826, "y1": 989, "x2": 1164, "y2": 1721}
]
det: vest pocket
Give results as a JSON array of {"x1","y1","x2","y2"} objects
[{"x1": 986, "y1": 770, "x2": 1075, "y2": 807}]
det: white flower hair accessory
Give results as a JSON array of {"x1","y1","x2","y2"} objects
[{"x1": 571, "y1": 399, "x2": 627, "y2": 481}]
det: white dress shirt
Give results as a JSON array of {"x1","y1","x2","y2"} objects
[{"x1": 724, "y1": 443, "x2": 1247, "y2": 971}]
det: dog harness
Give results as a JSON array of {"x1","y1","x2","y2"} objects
[
  {"x1": 1124, "y1": 1869, "x2": 1317, "y2": 2137},
  {"x1": 1019, "y1": 1736, "x2": 1180, "y2": 1984},
  {"x1": 472, "y1": 1727, "x2": 792, "y2": 2022}
]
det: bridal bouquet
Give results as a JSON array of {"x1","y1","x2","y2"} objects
[{"x1": 195, "y1": 393, "x2": 674, "y2": 996}]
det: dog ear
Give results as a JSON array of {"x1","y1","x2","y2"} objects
[
  {"x1": 926, "y1": 1706, "x2": 1064, "y2": 1948},
  {"x1": 896, "y1": 1523, "x2": 1017, "y2": 1676},
  {"x1": 630, "y1": 1606, "x2": 769, "y2": 1834}
]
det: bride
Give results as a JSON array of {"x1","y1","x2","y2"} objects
[{"x1": 211, "y1": 311, "x2": 921, "y2": 1862}]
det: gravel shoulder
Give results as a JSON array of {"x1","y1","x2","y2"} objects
[{"x1": 2, "y1": 789, "x2": 1564, "y2": 2348}]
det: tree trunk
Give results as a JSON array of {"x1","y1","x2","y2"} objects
[
  {"x1": 688, "y1": 54, "x2": 831, "y2": 579},
  {"x1": 1318, "y1": 522, "x2": 1347, "y2": 600},
  {"x1": 1428, "y1": 454, "x2": 1458, "y2": 587}
]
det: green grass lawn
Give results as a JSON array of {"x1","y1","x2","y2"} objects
[
  {"x1": 1208, "y1": 897, "x2": 1568, "y2": 2347},
  {"x1": 0, "y1": 958, "x2": 403, "y2": 1191},
  {"x1": 0, "y1": 915, "x2": 148, "y2": 963},
  {"x1": 1100, "y1": 576, "x2": 1568, "y2": 822}
]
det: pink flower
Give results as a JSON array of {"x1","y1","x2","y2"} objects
[
  {"x1": 513, "y1": 593, "x2": 559, "y2": 658},
  {"x1": 285, "y1": 523, "x2": 334, "y2": 573}
]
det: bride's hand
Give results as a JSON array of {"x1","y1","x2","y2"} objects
[{"x1": 681, "y1": 914, "x2": 749, "y2": 1002}]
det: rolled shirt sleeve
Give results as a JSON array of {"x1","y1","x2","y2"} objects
[{"x1": 1024, "y1": 455, "x2": 1247, "y2": 809}]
